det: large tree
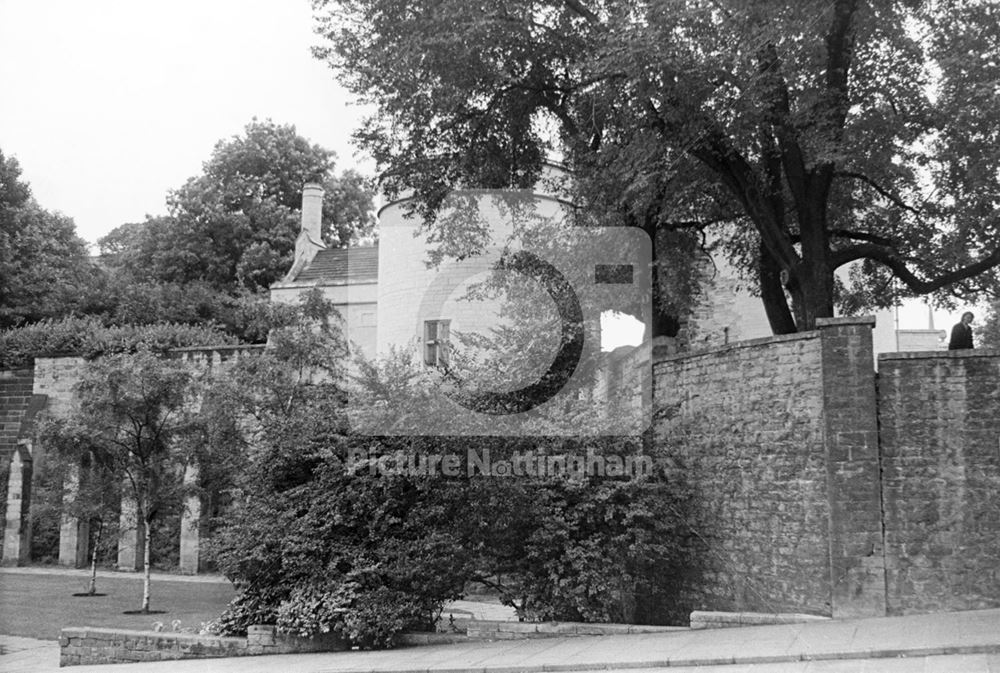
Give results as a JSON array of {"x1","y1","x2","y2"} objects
[
  {"x1": 314, "y1": 0, "x2": 1000, "y2": 333},
  {"x1": 0, "y1": 150, "x2": 97, "y2": 328},
  {"x1": 101, "y1": 119, "x2": 374, "y2": 293}
]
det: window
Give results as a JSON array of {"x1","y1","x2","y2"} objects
[{"x1": 423, "y1": 319, "x2": 450, "y2": 367}]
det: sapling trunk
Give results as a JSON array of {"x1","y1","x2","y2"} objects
[
  {"x1": 88, "y1": 519, "x2": 103, "y2": 596},
  {"x1": 142, "y1": 517, "x2": 152, "y2": 613}
]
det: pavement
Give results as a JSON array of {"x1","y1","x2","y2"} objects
[
  {"x1": 1, "y1": 567, "x2": 999, "y2": 672},
  {"x1": 2, "y1": 607, "x2": 999, "y2": 673}
]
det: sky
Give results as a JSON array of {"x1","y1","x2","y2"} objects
[
  {"x1": 0, "y1": 0, "x2": 372, "y2": 248},
  {"x1": 0, "y1": 1, "x2": 973, "y2": 333}
]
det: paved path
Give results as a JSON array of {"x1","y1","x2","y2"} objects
[
  {"x1": 0, "y1": 566, "x2": 230, "y2": 585},
  {"x1": 0, "y1": 634, "x2": 59, "y2": 672},
  {"x1": 2, "y1": 607, "x2": 998, "y2": 673}
]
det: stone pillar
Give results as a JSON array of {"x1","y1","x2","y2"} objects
[
  {"x1": 2, "y1": 442, "x2": 33, "y2": 565},
  {"x1": 816, "y1": 316, "x2": 887, "y2": 618},
  {"x1": 178, "y1": 463, "x2": 200, "y2": 574},
  {"x1": 58, "y1": 462, "x2": 89, "y2": 568},
  {"x1": 116, "y1": 493, "x2": 144, "y2": 571}
]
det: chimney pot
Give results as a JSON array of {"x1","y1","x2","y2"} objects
[{"x1": 301, "y1": 183, "x2": 324, "y2": 242}]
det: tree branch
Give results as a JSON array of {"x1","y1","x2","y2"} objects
[
  {"x1": 831, "y1": 243, "x2": 1000, "y2": 294},
  {"x1": 563, "y1": 0, "x2": 600, "y2": 23},
  {"x1": 826, "y1": 228, "x2": 898, "y2": 246},
  {"x1": 661, "y1": 216, "x2": 743, "y2": 230},
  {"x1": 812, "y1": 0, "x2": 860, "y2": 201},
  {"x1": 834, "y1": 171, "x2": 921, "y2": 214},
  {"x1": 688, "y1": 133, "x2": 799, "y2": 268}
]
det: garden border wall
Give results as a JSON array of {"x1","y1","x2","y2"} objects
[{"x1": 59, "y1": 625, "x2": 346, "y2": 667}]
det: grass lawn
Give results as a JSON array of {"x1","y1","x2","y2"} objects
[{"x1": 0, "y1": 572, "x2": 235, "y2": 641}]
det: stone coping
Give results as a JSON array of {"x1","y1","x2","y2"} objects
[
  {"x1": 169, "y1": 344, "x2": 266, "y2": 353},
  {"x1": 879, "y1": 348, "x2": 1000, "y2": 361},
  {"x1": 690, "y1": 610, "x2": 831, "y2": 629},
  {"x1": 60, "y1": 626, "x2": 244, "y2": 646},
  {"x1": 815, "y1": 315, "x2": 877, "y2": 327},
  {"x1": 466, "y1": 619, "x2": 685, "y2": 637},
  {"x1": 656, "y1": 330, "x2": 820, "y2": 364}
]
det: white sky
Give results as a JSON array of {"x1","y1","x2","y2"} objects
[
  {"x1": 0, "y1": 0, "x2": 372, "y2": 249},
  {"x1": 0, "y1": 1, "x2": 977, "y2": 334}
]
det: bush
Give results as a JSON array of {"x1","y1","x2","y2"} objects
[
  {"x1": 214, "y1": 432, "x2": 687, "y2": 644},
  {"x1": 209, "y1": 302, "x2": 687, "y2": 645},
  {"x1": 213, "y1": 434, "x2": 471, "y2": 648},
  {"x1": 211, "y1": 341, "x2": 688, "y2": 647}
]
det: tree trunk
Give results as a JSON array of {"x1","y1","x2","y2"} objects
[
  {"x1": 789, "y1": 258, "x2": 835, "y2": 331},
  {"x1": 649, "y1": 231, "x2": 681, "y2": 338},
  {"x1": 88, "y1": 519, "x2": 103, "y2": 596},
  {"x1": 758, "y1": 241, "x2": 797, "y2": 334},
  {"x1": 141, "y1": 517, "x2": 152, "y2": 613},
  {"x1": 790, "y1": 201, "x2": 836, "y2": 331}
]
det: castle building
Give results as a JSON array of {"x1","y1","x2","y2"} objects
[{"x1": 270, "y1": 184, "x2": 946, "y2": 361}]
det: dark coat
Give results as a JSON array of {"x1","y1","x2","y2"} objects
[{"x1": 948, "y1": 322, "x2": 974, "y2": 350}]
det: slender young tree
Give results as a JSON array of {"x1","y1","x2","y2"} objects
[
  {"x1": 37, "y1": 419, "x2": 122, "y2": 596},
  {"x1": 65, "y1": 350, "x2": 198, "y2": 612}
]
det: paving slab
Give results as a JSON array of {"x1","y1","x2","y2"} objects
[{"x1": 0, "y1": 635, "x2": 60, "y2": 673}]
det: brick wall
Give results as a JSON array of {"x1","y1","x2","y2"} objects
[
  {"x1": 877, "y1": 349, "x2": 1000, "y2": 615},
  {"x1": 653, "y1": 317, "x2": 885, "y2": 620},
  {"x1": 0, "y1": 367, "x2": 36, "y2": 560},
  {"x1": 0, "y1": 368, "x2": 35, "y2": 465}
]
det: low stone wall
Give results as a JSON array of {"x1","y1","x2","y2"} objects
[
  {"x1": 59, "y1": 625, "x2": 346, "y2": 667},
  {"x1": 689, "y1": 610, "x2": 832, "y2": 630},
  {"x1": 466, "y1": 620, "x2": 683, "y2": 639}
]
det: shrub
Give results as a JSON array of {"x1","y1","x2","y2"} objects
[
  {"x1": 213, "y1": 435, "x2": 472, "y2": 648},
  {"x1": 210, "y1": 307, "x2": 687, "y2": 645}
]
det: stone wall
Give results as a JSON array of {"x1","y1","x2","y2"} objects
[
  {"x1": 655, "y1": 329, "x2": 832, "y2": 618},
  {"x1": 32, "y1": 356, "x2": 86, "y2": 420},
  {"x1": 877, "y1": 349, "x2": 1000, "y2": 615},
  {"x1": 0, "y1": 346, "x2": 264, "y2": 569},
  {"x1": 678, "y1": 256, "x2": 772, "y2": 351},
  {"x1": 59, "y1": 625, "x2": 346, "y2": 666},
  {"x1": 653, "y1": 317, "x2": 885, "y2": 620}
]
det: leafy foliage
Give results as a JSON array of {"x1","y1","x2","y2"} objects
[
  {"x1": 0, "y1": 149, "x2": 99, "y2": 328},
  {"x1": 980, "y1": 302, "x2": 1000, "y2": 350},
  {"x1": 315, "y1": 0, "x2": 1000, "y2": 332},
  {"x1": 38, "y1": 349, "x2": 200, "y2": 611},
  {"x1": 100, "y1": 119, "x2": 375, "y2": 293},
  {"x1": 0, "y1": 316, "x2": 238, "y2": 368},
  {"x1": 213, "y1": 330, "x2": 686, "y2": 646}
]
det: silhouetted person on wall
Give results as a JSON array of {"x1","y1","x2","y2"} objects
[{"x1": 948, "y1": 311, "x2": 975, "y2": 350}]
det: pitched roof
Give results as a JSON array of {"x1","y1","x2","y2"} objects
[{"x1": 295, "y1": 246, "x2": 379, "y2": 284}]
